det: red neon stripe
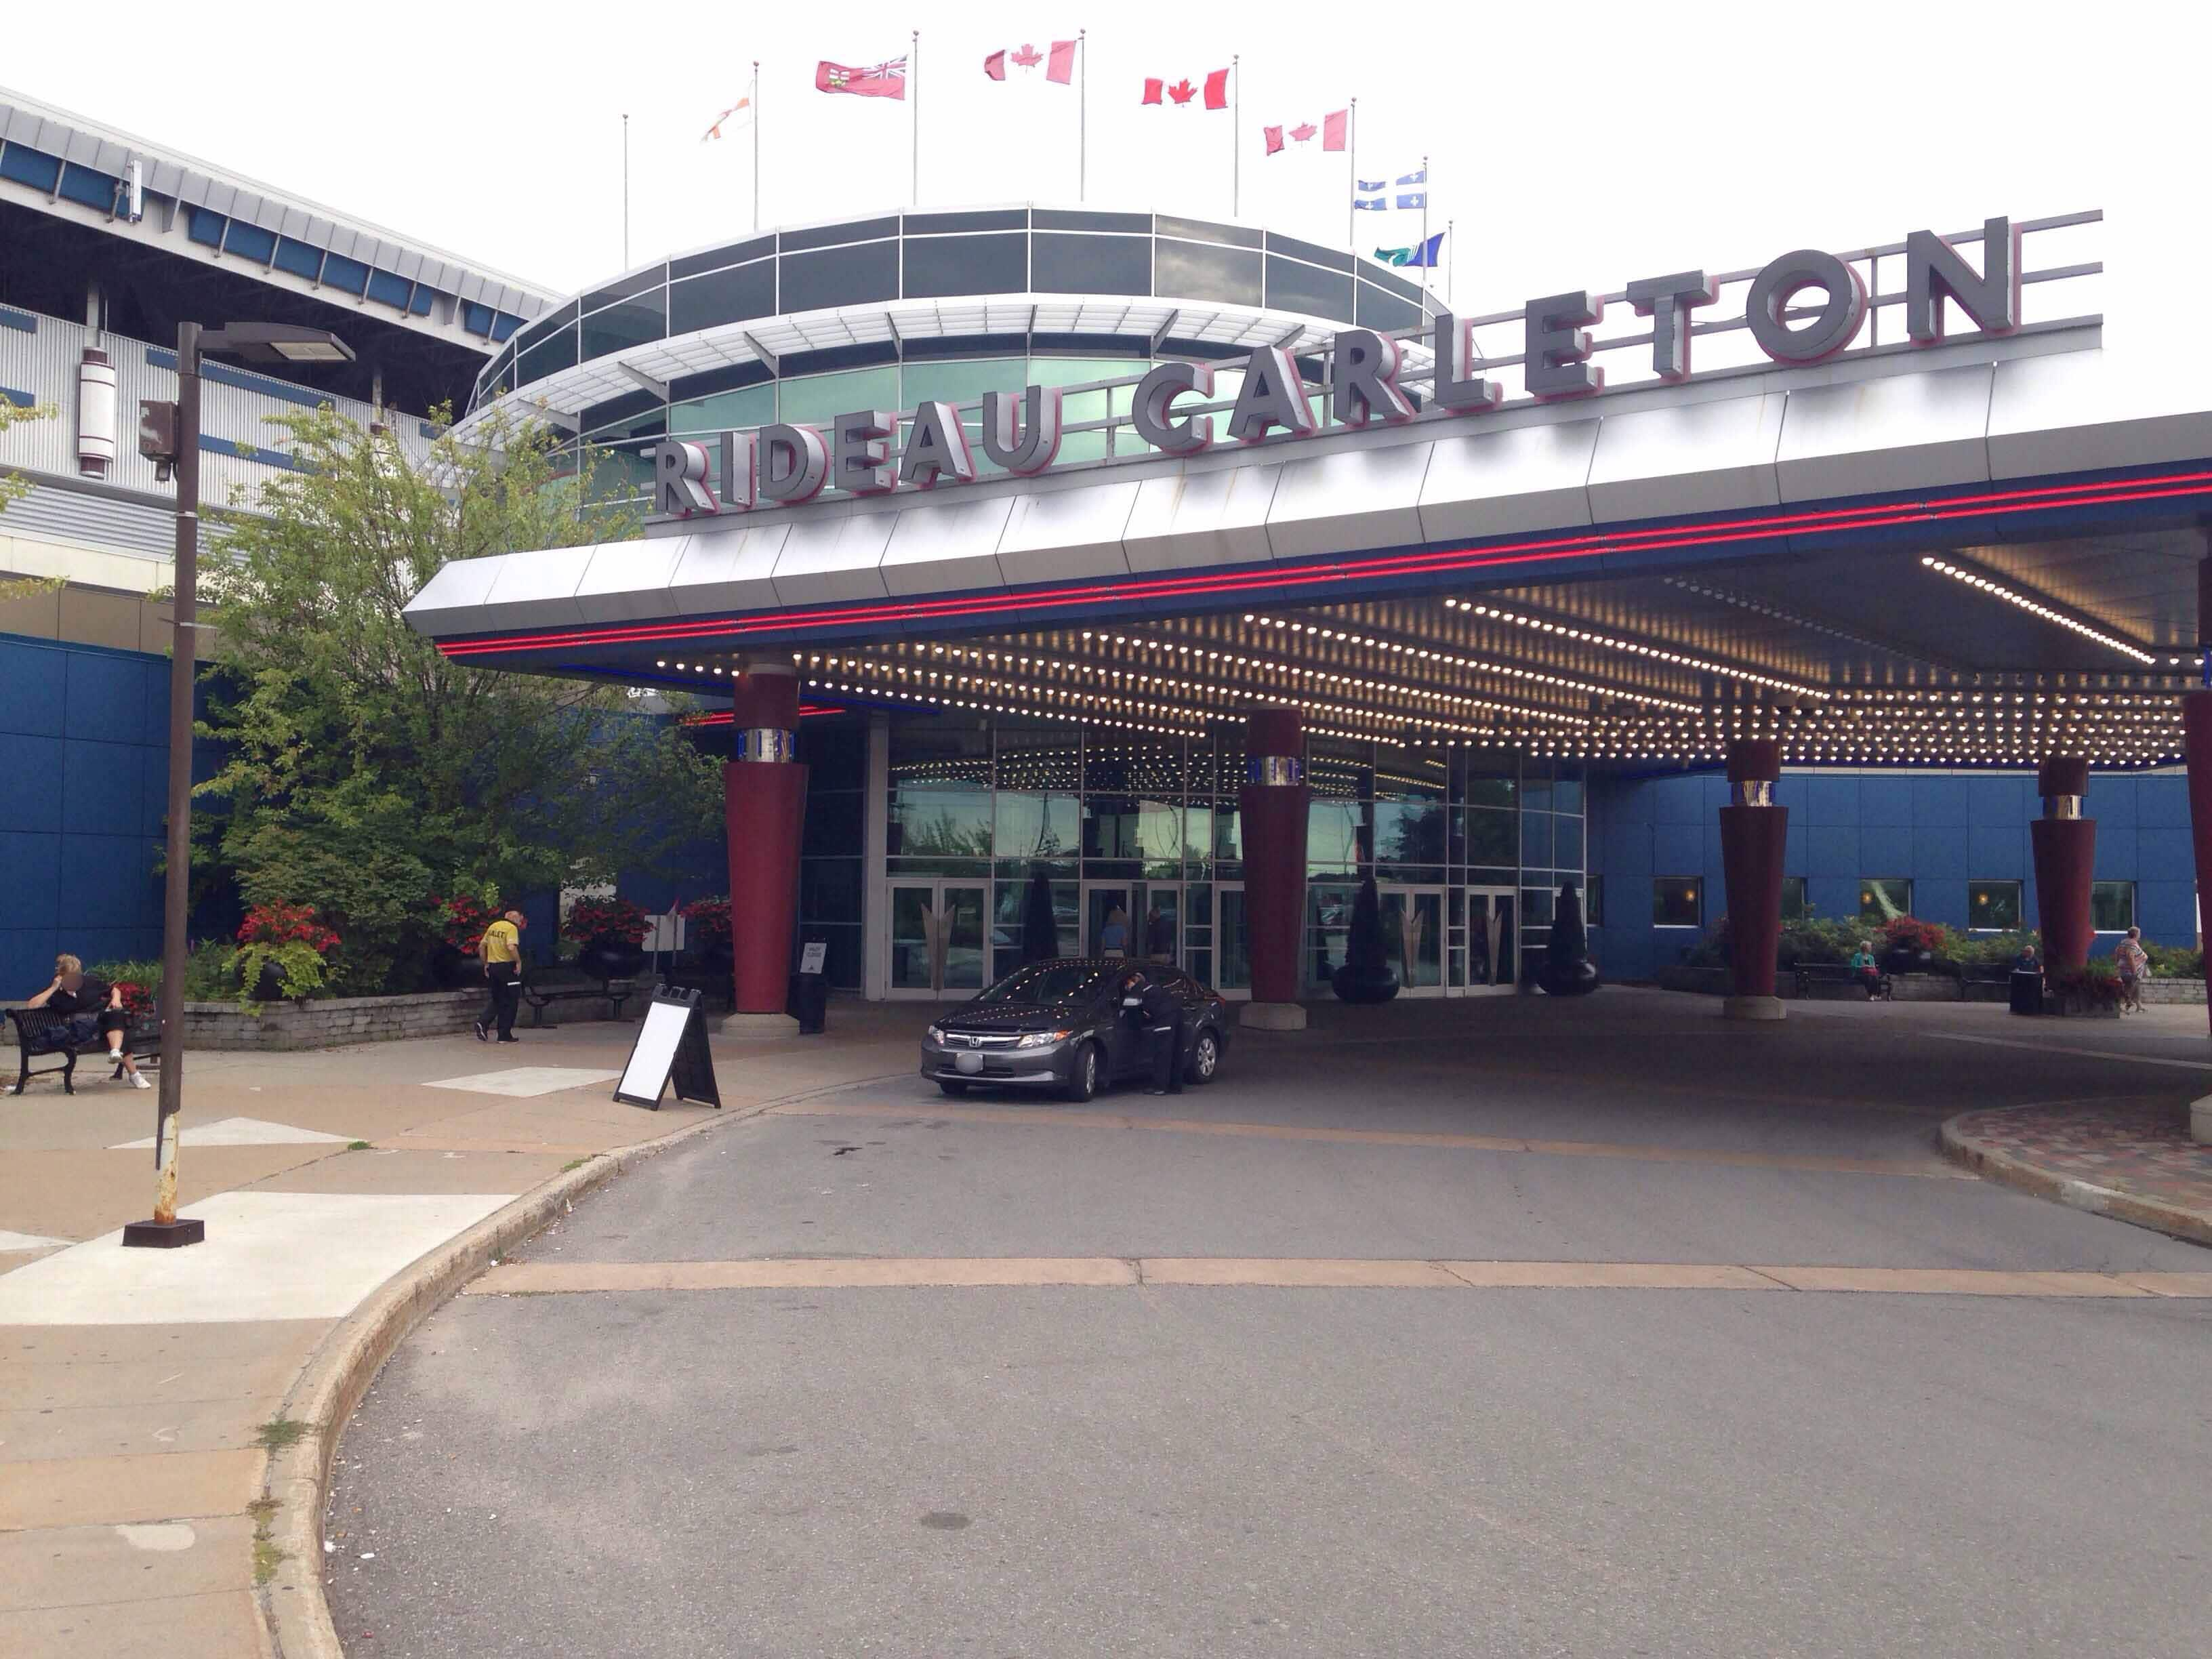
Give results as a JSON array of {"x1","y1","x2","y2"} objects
[{"x1": 436, "y1": 468, "x2": 2212, "y2": 659}]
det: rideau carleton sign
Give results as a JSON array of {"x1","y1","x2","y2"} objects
[{"x1": 649, "y1": 216, "x2": 2026, "y2": 523}]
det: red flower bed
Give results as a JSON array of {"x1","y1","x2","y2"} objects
[
  {"x1": 433, "y1": 893, "x2": 502, "y2": 954},
  {"x1": 563, "y1": 895, "x2": 649, "y2": 947},
  {"x1": 678, "y1": 895, "x2": 732, "y2": 947},
  {"x1": 237, "y1": 902, "x2": 340, "y2": 956},
  {"x1": 112, "y1": 980, "x2": 154, "y2": 1017}
]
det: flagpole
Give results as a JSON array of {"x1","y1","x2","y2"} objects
[
  {"x1": 752, "y1": 61, "x2": 761, "y2": 232},
  {"x1": 1078, "y1": 30, "x2": 1088, "y2": 201},
  {"x1": 621, "y1": 113, "x2": 630, "y2": 267},
  {"x1": 910, "y1": 30, "x2": 920, "y2": 206},
  {"x1": 1447, "y1": 216, "x2": 1454, "y2": 306},
  {"x1": 1231, "y1": 56, "x2": 1240, "y2": 218},
  {"x1": 1420, "y1": 151, "x2": 1430, "y2": 294},
  {"x1": 1346, "y1": 98, "x2": 1357, "y2": 249}
]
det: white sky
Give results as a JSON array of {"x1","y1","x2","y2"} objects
[{"x1": 4, "y1": 0, "x2": 2195, "y2": 344}]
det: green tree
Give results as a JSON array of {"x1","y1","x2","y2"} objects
[
  {"x1": 0, "y1": 404, "x2": 67, "y2": 607},
  {"x1": 199, "y1": 405, "x2": 724, "y2": 993}
]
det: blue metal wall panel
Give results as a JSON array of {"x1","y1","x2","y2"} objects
[
  {"x1": 1860, "y1": 825, "x2": 1913, "y2": 876},
  {"x1": 0, "y1": 733, "x2": 64, "y2": 830},
  {"x1": 1911, "y1": 776, "x2": 1969, "y2": 825},
  {"x1": 1860, "y1": 776, "x2": 1912, "y2": 827},
  {"x1": 1913, "y1": 826, "x2": 1968, "y2": 880},
  {"x1": 62, "y1": 741, "x2": 142, "y2": 835},
  {"x1": 64, "y1": 652, "x2": 148, "y2": 743}
]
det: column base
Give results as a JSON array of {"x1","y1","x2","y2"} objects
[
  {"x1": 1723, "y1": 996, "x2": 1786, "y2": 1023},
  {"x1": 719, "y1": 1012, "x2": 800, "y2": 1039},
  {"x1": 2191, "y1": 1094, "x2": 2212, "y2": 1147},
  {"x1": 1239, "y1": 1002, "x2": 1308, "y2": 1031},
  {"x1": 121, "y1": 1217, "x2": 205, "y2": 1249}
]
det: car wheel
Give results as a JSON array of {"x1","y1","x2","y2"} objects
[
  {"x1": 1062, "y1": 1042, "x2": 1099, "y2": 1103},
  {"x1": 937, "y1": 1080, "x2": 969, "y2": 1097},
  {"x1": 1185, "y1": 1027, "x2": 1221, "y2": 1084}
]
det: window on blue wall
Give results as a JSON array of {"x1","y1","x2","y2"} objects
[
  {"x1": 1967, "y1": 880, "x2": 2022, "y2": 931},
  {"x1": 1584, "y1": 875, "x2": 1603, "y2": 926},
  {"x1": 2091, "y1": 882, "x2": 2136, "y2": 933},
  {"x1": 1780, "y1": 876, "x2": 1808, "y2": 921},
  {"x1": 1654, "y1": 877, "x2": 1701, "y2": 928},
  {"x1": 1859, "y1": 878, "x2": 1912, "y2": 922}
]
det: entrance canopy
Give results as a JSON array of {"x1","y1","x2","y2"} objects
[{"x1": 405, "y1": 206, "x2": 2212, "y2": 771}]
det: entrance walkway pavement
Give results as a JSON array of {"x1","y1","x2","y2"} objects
[
  {"x1": 1943, "y1": 1096, "x2": 2212, "y2": 1246},
  {"x1": 0, "y1": 1002, "x2": 920, "y2": 1659}
]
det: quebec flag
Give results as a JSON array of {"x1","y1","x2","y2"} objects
[
  {"x1": 1353, "y1": 192, "x2": 1388, "y2": 211},
  {"x1": 1358, "y1": 178, "x2": 1387, "y2": 191},
  {"x1": 1396, "y1": 167, "x2": 1427, "y2": 185},
  {"x1": 1404, "y1": 230, "x2": 1445, "y2": 268},
  {"x1": 1396, "y1": 191, "x2": 1427, "y2": 209}
]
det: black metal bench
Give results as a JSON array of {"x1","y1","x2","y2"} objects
[
  {"x1": 520, "y1": 968, "x2": 635, "y2": 1028},
  {"x1": 1791, "y1": 960, "x2": 1891, "y2": 1001},
  {"x1": 7, "y1": 1005, "x2": 159, "y2": 1094},
  {"x1": 1957, "y1": 962, "x2": 2015, "y2": 1001}
]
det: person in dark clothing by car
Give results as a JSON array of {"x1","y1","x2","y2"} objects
[{"x1": 1138, "y1": 977, "x2": 1187, "y2": 1097}]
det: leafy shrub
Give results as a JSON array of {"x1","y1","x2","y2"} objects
[
  {"x1": 1879, "y1": 916, "x2": 1952, "y2": 958},
  {"x1": 434, "y1": 890, "x2": 503, "y2": 954},
  {"x1": 2049, "y1": 960, "x2": 2122, "y2": 1007},
  {"x1": 2144, "y1": 941, "x2": 2203, "y2": 977}
]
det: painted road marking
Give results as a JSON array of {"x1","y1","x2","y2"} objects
[
  {"x1": 0, "y1": 1229, "x2": 72, "y2": 1253},
  {"x1": 1922, "y1": 1031, "x2": 2212, "y2": 1071},
  {"x1": 423, "y1": 1067, "x2": 622, "y2": 1098},
  {"x1": 766, "y1": 1099, "x2": 1969, "y2": 1179},
  {"x1": 0, "y1": 1191, "x2": 513, "y2": 1326},
  {"x1": 464, "y1": 1257, "x2": 2212, "y2": 1298},
  {"x1": 109, "y1": 1115, "x2": 354, "y2": 1150}
]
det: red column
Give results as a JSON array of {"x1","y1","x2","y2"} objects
[
  {"x1": 725, "y1": 663, "x2": 808, "y2": 1023},
  {"x1": 1718, "y1": 737, "x2": 1788, "y2": 1021},
  {"x1": 2030, "y1": 756, "x2": 2095, "y2": 972},
  {"x1": 2184, "y1": 697, "x2": 2212, "y2": 1035},
  {"x1": 1238, "y1": 707, "x2": 1311, "y2": 1030}
]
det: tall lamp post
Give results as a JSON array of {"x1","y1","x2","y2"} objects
[{"x1": 123, "y1": 321, "x2": 353, "y2": 1249}]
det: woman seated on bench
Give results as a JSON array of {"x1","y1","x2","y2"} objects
[
  {"x1": 1848, "y1": 941, "x2": 1883, "y2": 1001},
  {"x1": 25, "y1": 954, "x2": 150, "y2": 1088}
]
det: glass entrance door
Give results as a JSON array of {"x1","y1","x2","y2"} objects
[
  {"x1": 1378, "y1": 885, "x2": 1445, "y2": 995},
  {"x1": 1212, "y1": 882, "x2": 1250, "y2": 998},
  {"x1": 886, "y1": 879, "x2": 989, "y2": 999},
  {"x1": 1466, "y1": 888, "x2": 1517, "y2": 992}
]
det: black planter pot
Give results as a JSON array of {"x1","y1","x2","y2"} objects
[
  {"x1": 579, "y1": 939, "x2": 649, "y2": 981},
  {"x1": 251, "y1": 960, "x2": 287, "y2": 1003},
  {"x1": 1536, "y1": 958, "x2": 1602, "y2": 997},
  {"x1": 697, "y1": 940, "x2": 735, "y2": 975},
  {"x1": 1330, "y1": 964, "x2": 1400, "y2": 1004}
]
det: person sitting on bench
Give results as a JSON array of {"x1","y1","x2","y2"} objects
[
  {"x1": 26, "y1": 954, "x2": 150, "y2": 1088},
  {"x1": 1847, "y1": 941, "x2": 1883, "y2": 1001}
]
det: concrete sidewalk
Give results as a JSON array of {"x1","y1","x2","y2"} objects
[
  {"x1": 0, "y1": 1000, "x2": 920, "y2": 1658},
  {"x1": 1942, "y1": 1096, "x2": 2212, "y2": 1246}
]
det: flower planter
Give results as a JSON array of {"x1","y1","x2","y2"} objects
[{"x1": 577, "y1": 939, "x2": 648, "y2": 981}]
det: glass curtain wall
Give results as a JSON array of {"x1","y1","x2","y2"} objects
[{"x1": 883, "y1": 714, "x2": 1584, "y2": 995}]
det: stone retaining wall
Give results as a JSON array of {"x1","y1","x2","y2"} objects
[{"x1": 0, "y1": 990, "x2": 635, "y2": 1052}]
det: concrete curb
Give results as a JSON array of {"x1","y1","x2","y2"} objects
[
  {"x1": 254, "y1": 1071, "x2": 907, "y2": 1659},
  {"x1": 1938, "y1": 1113, "x2": 2212, "y2": 1249}
]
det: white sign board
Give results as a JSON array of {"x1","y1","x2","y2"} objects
[
  {"x1": 615, "y1": 998, "x2": 691, "y2": 1107},
  {"x1": 799, "y1": 941, "x2": 828, "y2": 975}
]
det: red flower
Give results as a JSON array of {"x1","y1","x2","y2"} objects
[
  {"x1": 562, "y1": 895, "x2": 651, "y2": 947},
  {"x1": 239, "y1": 902, "x2": 341, "y2": 956}
]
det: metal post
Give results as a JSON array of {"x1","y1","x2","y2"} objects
[
  {"x1": 621, "y1": 114, "x2": 630, "y2": 267},
  {"x1": 129, "y1": 320, "x2": 202, "y2": 1246},
  {"x1": 1078, "y1": 30, "x2": 1087, "y2": 201},
  {"x1": 1448, "y1": 217, "x2": 1454, "y2": 306},
  {"x1": 910, "y1": 30, "x2": 920, "y2": 206},
  {"x1": 752, "y1": 62, "x2": 761, "y2": 232}
]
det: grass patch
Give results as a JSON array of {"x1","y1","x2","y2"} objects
[
  {"x1": 347, "y1": 1140, "x2": 371, "y2": 1151},
  {"x1": 559, "y1": 1156, "x2": 593, "y2": 1173},
  {"x1": 255, "y1": 1416, "x2": 309, "y2": 1450},
  {"x1": 247, "y1": 1497, "x2": 285, "y2": 1584}
]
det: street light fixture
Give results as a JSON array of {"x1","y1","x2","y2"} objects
[{"x1": 122, "y1": 319, "x2": 354, "y2": 1250}]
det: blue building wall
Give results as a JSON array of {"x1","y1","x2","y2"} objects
[
  {"x1": 0, "y1": 633, "x2": 173, "y2": 990},
  {"x1": 1590, "y1": 767, "x2": 2199, "y2": 983}
]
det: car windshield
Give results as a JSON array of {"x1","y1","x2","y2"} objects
[{"x1": 975, "y1": 963, "x2": 1111, "y2": 1006}]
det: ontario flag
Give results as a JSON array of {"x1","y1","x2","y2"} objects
[
  {"x1": 817, "y1": 56, "x2": 907, "y2": 99},
  {"x1": 985, "y1": 41, "x2": 1078, "y2": 83},
  {"x1": 1141, "y1": 68, "x2": 1230, "y2": 109},
  {"x1": 1264, "y1": 108, "x2": 1349, "y2": 155}
]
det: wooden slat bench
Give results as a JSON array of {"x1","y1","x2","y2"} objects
[{"x1": 7, "y1": 1005, "x2": 159, "y2": 1095}]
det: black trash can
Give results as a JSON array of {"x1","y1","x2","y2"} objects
[
  {"x1": 2009, "y1": 968, "x2": 2044, "y2": 1017},
  {"x1": 787, "y1": 971, "x2": 828, "y2": 1036}
]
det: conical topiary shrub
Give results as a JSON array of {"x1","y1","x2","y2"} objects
[
  {"x1": 1020, "y1": 868, "x2": 1059, "y2": 963},
  {"x1": 1331, "y1": 876, "x2": 1400, "y2": 1003},
  {"x1": 1536, "y1": 880, "x2": 1601, "y2": 996}
]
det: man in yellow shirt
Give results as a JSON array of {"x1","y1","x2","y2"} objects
[{"x1": 474, "y1": 909, "x2": 527, "y2": 1043}]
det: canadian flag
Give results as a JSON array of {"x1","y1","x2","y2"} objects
[
  {"x1": 1265, "y1": 108, "x2": 1349, "y2": 155},
  {"x1": 1141, "y1": 67, "x2": 1230, "y2": 108},
  {"x1": 985, "y1": 41, "x2": 1077, "y2": 83}
]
